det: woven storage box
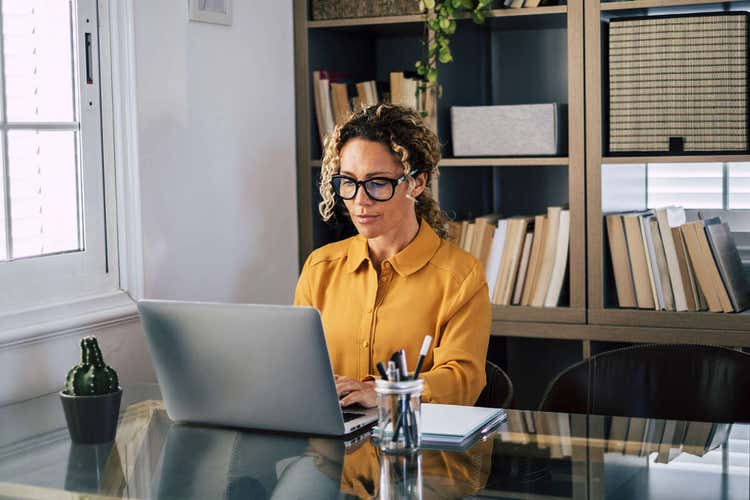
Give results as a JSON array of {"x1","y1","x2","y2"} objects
[
  {"x1": 606, "y1": 13, "x2": 749, "y2": 155},
  {"x1": 451, "y1": 103, "x2": 565, "y2": 156},
  {"x1": 311, "y1": 0, "x2": 421, "y2": 20}
]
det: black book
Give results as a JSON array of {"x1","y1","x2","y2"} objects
[{"x1": 704, "y1": 218, "x2": 750, "y2": 312}]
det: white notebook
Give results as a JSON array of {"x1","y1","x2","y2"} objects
[{"x1": 421, "y1": 404, "x2": 506, "y2": 445}]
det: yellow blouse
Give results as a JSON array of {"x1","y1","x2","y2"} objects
[{"x1": 294, "y1": 219, "x2": 491, "y2": 405}]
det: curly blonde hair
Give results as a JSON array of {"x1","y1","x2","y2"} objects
[{"x1": 319, "y1": 103, "x2": 448, "y2": 239}]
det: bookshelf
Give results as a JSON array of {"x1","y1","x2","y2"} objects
[
  {"x1": 586, "y1": 0, "x2": 750, "y2": 348},
  {"x1": 294, "y1": 0, "x2": 750, "y2": 407}
]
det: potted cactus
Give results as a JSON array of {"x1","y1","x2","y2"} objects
[{"x1": 59, "y1": 336, "x2": 123, "y2": 443}]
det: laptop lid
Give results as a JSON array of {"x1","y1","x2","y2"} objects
[{"x1": 138, "y1": 300, "x2": 373, "y2": 436}]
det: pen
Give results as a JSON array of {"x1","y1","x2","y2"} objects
[
  {"x1": 412, "y1": 336, "x2": 432, "y2": 380},
  {"x1": 387, "y1": 360, "x2": 399, "y2": 382},
  {"x1": 398, "y1": 349, "x2": 409, "y2": 380},
  {"x1": 376, "y1": 361, "x2": 389, "y2": 381}
]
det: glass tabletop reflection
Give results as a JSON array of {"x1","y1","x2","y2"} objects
[{"x1": 0, "y1": 384, "x2": 747, "y2": 499}]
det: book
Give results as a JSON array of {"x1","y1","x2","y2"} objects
[
  {"x1": 624, "y1": 417, "x2": 648, "y2": 456},
  {"x1": 622, "y1": 213, "x2": 656, "y2": 309},
  {"x1": 510, "y1": 0, "x2": 525, "y2": 7},
  {"x1": 494, "y1": 217, "x2": 531, "y2": 305},
  {"x1": 607, "y1": 416, "x2": 629, "y2": 453},
  {"x1": 681, "y1": 221, "x2": 724, "y2": 312},
  {"x1": 486, "y1": 219, "x2": 509, "y2": 300},
  {"x1": 330, "y1": 82, "x2": 351, "y2": 125},
  {"x1": 524, "y1": 0, "x2": 542, "y2": 6},
  {"x1": 512, "y1": 231, "x2": 534, "y2": 305},
  {"x1": 312, "y1": 71, "x2": 327, "y2": 148},
  {"x1": 704, "y1": 219, "x2": 750, "y2": 312},
  {"x1": 544, "y1": 209, "x2": 570, "y2": 307},
  {"x1": 639, "y1": 213, "x2": 660, "y2": 310},
  {"x1": 463, "y1": 222, "x2": 476, "y2": 253},
  {"x1": 672, "y1": 226, "x2": 700, "y2": 311},
  {"x1": 655, "y1": 207, "x2": 688, "y2": 312},
  {"x1": 389, "y1": 72, "x2": 404, "y2": 106},
  {"x1": 693, "y1": 219, "x2": 734, "y2": 312},
  {"x1": 522, "y1": 215, "x2": 546, "y2": 306},
  {"x1": 648, "y1": 216, "x2": 675, "y2": 311},
  {"x1": 682, "y1": 421, "x2": 713, "y2": 457},
  {"x1": 606, "y1": 213, "x2": 637, "y2": 308},
  {"x1": 470, "y1": 218, "x2": 489, "y2": 260},
  {"x1": 531, "y1": 207, "x2": 562, "y2": 307}
]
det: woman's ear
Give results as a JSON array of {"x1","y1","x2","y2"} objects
[{"x1": 411, "y1": 171, "x2": 428, "y2": 199}]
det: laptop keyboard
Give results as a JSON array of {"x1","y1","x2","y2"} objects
[{"x1": 343, "y1": 412, "x2": 364, "y2": 422}]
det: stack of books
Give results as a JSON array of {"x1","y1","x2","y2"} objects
[
  {"x1": 606, "y1": 207, "x2": 750, "y2": 312},
  {"x1": 447, "y1": 206, "x2": 570, "y2": 308},
  {"x1": 501, "y1": 0, "x2": 566, "y2": 7},
  {"x1": 311, "y1": 70, "x2": 429, "y2": 149},
  {"x1": 502, "y1": 411, "x2": 731, "y2": 464}
]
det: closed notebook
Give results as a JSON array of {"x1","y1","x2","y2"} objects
[
  {"x1": 704, "y1": 219, "x2": 750, "y2": 312},
  {"x1": 420, "y1": 404, "x2": 506, "y2": 445}
]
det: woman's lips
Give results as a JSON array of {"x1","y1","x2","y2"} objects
[{"x1": 355, "y1": 214, "x2": 379, "y2": 224}]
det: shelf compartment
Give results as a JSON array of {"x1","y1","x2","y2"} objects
[
  {"x1": 307, "y1": 6, "x2": 568, "y2": 29},
  {"x1": 492, "y1": 305, "x2": 585, "y2": 324},
  {"x1": 589, "y1": 308, "x2": 750, "y2": 332}
]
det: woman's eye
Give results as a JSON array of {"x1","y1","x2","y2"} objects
[
  {"x1": 369, "y1": 180, "x2": 389, "y2": 187},
  {"x1": 341, "y1": 178, "x2": 356, "y2": 186}
]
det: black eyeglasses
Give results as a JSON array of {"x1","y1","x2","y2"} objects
[{"x1": 330, "y1": 169, "x2": 421, "y2": 202}]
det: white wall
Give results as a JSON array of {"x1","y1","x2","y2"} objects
[
  {"x1": 134, "y1": 0, "x2": 298, "y2": 304},
  {"x1": 0, "y1": 1, "x2": 298, "y2": 406}
]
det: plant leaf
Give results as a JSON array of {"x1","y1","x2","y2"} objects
[
  {"x1": 444, "y1": 19, "x2": 457, "y2": 34},
  {"x1": 439, "y1": 17, "x2": 450, "y2": 30},
  {"x1": 424, "y1": 0, "x2": 435, "y2": 8},
  {"x1": 472, "y1": 10, "x2": 485, "y2": 24},
  {"x1": 427, "y1": 67, "x2": 438, "y2": 83},
  {"x1": 438, "y1": 46, "x2": 453, "y2": 63}
]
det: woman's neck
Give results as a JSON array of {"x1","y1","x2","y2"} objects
[{"x1": 367, "y1": 217, "x2": 421, "y2": 268}]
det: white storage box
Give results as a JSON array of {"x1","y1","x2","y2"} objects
[{"x1": 450, "y1": 103, "x2": 565, "y2": 156}]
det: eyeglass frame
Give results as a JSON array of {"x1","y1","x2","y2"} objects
[{"x1": 330, "y1": 168, "x2": 424, "y2": 202}]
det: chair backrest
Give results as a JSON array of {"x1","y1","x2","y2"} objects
[
  {"x1": 539, "y1": 344, "x2": 750, "y2": 422},
  {"x1": 475, "y1": 360, "x2": 513, "y2": 408}
]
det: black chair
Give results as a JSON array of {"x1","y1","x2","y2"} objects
[
  {"x1": 476, "y1": 360, "x2": 514, "y2": 408},
  {"x1": 539, "y1": 344, "x2": 750, "y2": 422}
]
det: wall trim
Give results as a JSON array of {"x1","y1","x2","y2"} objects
[{"x1": 108, "y1": 0, "x2": 144, "y2": 300}]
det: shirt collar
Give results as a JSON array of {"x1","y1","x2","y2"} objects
[{"x1": 345, "y1": 219, "x2": 441, "y2": 276}]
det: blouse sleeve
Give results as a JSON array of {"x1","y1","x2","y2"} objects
[
  {"x1": 419, "y1": 262, "x2": 491, "y2": 406},
  {"x1": 293, "y1": 254, "x2": 314, "y2": 307}
]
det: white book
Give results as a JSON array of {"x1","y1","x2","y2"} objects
[
  {"x1": 420, "y1": 404, "x2": 506, "y2": 446},
  {"x1": 485, "y1": 219, "x2": 508, "y2": 300},
  {"x1": 655, "y1": 207, "x2": 688, "y2": 311},
  {"x1": 544, "y1": 210, "x2": 570, "y2": 307}
]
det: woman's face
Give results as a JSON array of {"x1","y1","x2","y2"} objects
[{"x1": 338, "y1": 138, "x2": 426, "y2": 241}]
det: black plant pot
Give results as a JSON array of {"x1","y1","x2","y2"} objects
[{"x1": 59, "y1": 388, "x2": 123, "y2": 444}]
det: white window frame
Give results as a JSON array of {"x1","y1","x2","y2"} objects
[{"x1": 0, "y1": 0, "x2": 142, "y2": 347}]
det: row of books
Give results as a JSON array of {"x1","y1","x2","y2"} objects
[
  {"x1": 311, "y1": 70, "x2": 430, "y2": 149},
  {"x1": 501, "y1": 0, "x2": 566, "y2": 7},
  {"x1": 606, "y1": 207, "x2": 750, "y2": 312},
  {"x1": 502, "y1": 411, "x2": 731, "y2": 464},
  {"x1": 447, "y1": 206, "x2": 570, "y2": 307}
]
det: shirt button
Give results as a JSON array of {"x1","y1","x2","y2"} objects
[{"x1": 362, "y1": 340, "x2": 369, "y2": 348}]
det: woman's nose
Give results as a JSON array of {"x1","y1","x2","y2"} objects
[{"x1": 353, "y1": 184, "x2": 373, "y2": 205}]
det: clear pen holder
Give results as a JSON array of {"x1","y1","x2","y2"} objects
[{"x1": 374, "y1": 378, "x2": 423, "y2": 453}]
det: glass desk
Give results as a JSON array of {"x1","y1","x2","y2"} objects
[{"x1": 0, "y1": 384, "x2": 747, "y2": 499}]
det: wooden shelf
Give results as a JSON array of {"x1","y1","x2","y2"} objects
[
  {"x1": 589, "y1": 308, "x2": 750, "y2": 332},
  {"x1": 307, "y1": 6, "x2": 567, "y2": 29},
  {"x1": 600, "y1": 0, "x2": 748, "y2": 10},
  {"x1": 492, "y1": 321, "x2": 750, "y2": 346},
  {"x1": 492, "y1": 305, "x2": 585, "y2": 324},
  {"x1": 602, "y1": 154, "x2": 750, "y2": 164},
  {"x1": 311, "y1": 157, "x2": 569, "y2": 168}
]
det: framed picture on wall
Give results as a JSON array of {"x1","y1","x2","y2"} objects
[{"x1": 188, "y1": 0, "x2": 232, "y2": 26}]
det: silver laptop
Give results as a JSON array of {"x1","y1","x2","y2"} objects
[{"x1": 137, "y1": 300, "x2": 377, "y2": 436}]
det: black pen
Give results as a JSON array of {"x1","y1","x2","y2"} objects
[
  {"x1": 376, "y1": 361, "x2": 389, "y2": 380},
  {"x1": 398, "y1": 349, "x2": 409, "y2": 380},
  {"x1": 412, "y1": 336, "x2": 433, "y2": 380}
]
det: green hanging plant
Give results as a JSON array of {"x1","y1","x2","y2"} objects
[{"x1": 415, "y1": 0, "x2": 493, "y2": 105}]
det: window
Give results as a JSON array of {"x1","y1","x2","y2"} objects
[
  {"x1": 646, "y1": 162, "x2": 750, "y2": 210},
  {"x1": 0, "y1": 0, "x2": 117, "y2": 314}
]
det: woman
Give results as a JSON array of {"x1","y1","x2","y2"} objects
[{"x1": 294, "y1": 104, "x2": 490, "y2": 408}]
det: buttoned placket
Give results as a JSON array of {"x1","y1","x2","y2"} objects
[{"x1": 361, "y1": 261, "x2": 393, "y2": 377}]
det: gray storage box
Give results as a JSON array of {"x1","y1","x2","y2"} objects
[{"x1": 451, "y1": 103, "x2": 565, "y2": 156}]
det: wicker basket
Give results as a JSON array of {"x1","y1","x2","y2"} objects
[
  {"x1": 606, "y1": 12, "x2": 749, "y2": 155},
  {"x1": 311, "y1": 0, "x2": 422, "y2": 21}
]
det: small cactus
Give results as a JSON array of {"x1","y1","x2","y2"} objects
[{"x1": 64, "y1": 336, "x2": 120, "y2": 396}]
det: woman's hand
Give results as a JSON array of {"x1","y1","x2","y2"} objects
[{"x1": 335, "y1": 375, "x2": 377, "y2": 408}]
